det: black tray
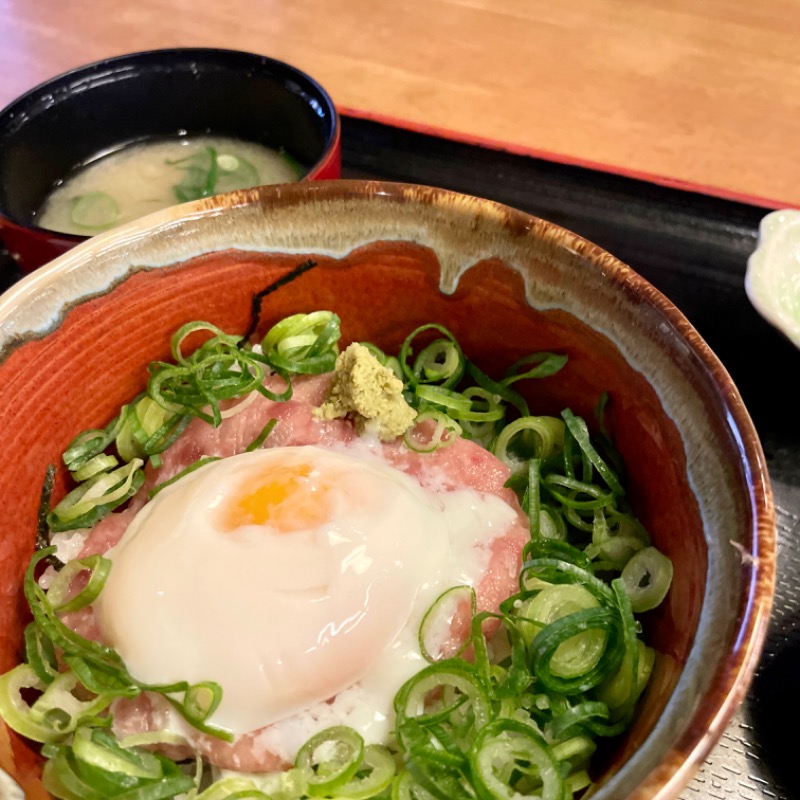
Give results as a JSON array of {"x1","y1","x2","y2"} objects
[
  {"x1": 2, "y1": 116, "x2": 798, "y2": 799},
  {"x1": 339, "y1": 117, "x2": 799, "y2": 800}
]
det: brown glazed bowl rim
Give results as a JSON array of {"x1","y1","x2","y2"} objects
[{"x1": 0, "y1": 179, "x2": 776, "y2": 800}]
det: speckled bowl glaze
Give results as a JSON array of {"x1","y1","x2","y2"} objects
[
  {"x1": 746, "y1": 209, "x2": 800, "y2": 350},
  {"x1": 0, "y1": 181, "x2": 774, "y2": 800}
]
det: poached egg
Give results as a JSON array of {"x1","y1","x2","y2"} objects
[{"x1": 94, "y1": 443, "x2": 518, "y2": 758}]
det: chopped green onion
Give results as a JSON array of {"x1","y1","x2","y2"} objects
[
  {"x1": 72, "y1": 726, "x2": 162, "y2": 779},
  {"x1": 148, "y1": 456, "x2": 221, "y2": 499},
  {"x1": 565, "y1": 769, "x2": 593, "y2": 795},
  {"x1": 245, "y1": 418, "x2": 279, "y2": 452},
  {"x1": 548, "y1": 700, "x2": 612, "y2": 740},
  {"x1": 334, "y1": 744, "x2": 396, "y2": 799},
  {"x1": 118, "y1": 730, "x2": 191, "y2": 750},
  {"x1": 47, "y1": 459, "x2": 145, "y2": 532},
  {"x1": 414, "y1": 385, "x2": 472, "y2": 414},
  {"x1": 194, "y1": 776, "x2": 273, "y2": 799},
  {"x1": 502, "y1": 352, "x2": 568, "y2": 385},
  {"x1": 116, "y1": 396, "x2": 179, "y2": 462},
  {"x1": 550, "y1": 735, "x2": 596, "y2": 769},
  {"x1": 529, "y1": 605, "x2": 624, "y2": 694},
  {"x1": 42, "y1": 734, "x2": 195, "y2": 800},
  {"x1": 585, "y1": 535, "x2": 646, "y2": 569},
  {"x1": 418, "y1": 586, "x2": 475, "y2": 663},
  {"x1": 72, "y1": 454, "x2": 119, "y2": 482},
  {"x1": 24, "y1": 622, "x2": 59, "y2": 685},
  {"x1": 214, "y1": 152, "x2": 260, "y2": 194},
  {"x1": 403, "y1": 410, "x2": 462, "y2": 453},
  {"x1": 171, "y1": 146, "x2": 220, "y2": 202},
  {"x1": 399, "y1": 325, "x2": 465, "y2": 390},
  {"x1": 260, "y1": 311, "x2": 341, "y2": 375},
  {"x1": 69, "y1": 192, "x2": 120, "y2": 230},
  {"x1": 521, "y1": 557, "x2": 615, "y2": 607},
  {"x1": 542, "y1": 473, "x2": 614, "y2": 511},
  {"x1": 170, "y1": 147, "x2": 262, "y2": 203},
  {"x1": 492, "y1": 416, "x2": 565, "y2": 472},
  {"x1": 621, "y1": 546, "x2": 674, "y2": 612},
  {"x1": 595, "y1": 638, "x2": 654, "y2": 720},
  {"x1": 412, "y1": 338, "x2": 464, "y2": 385},
  {"x1": 295, "y1": 726, "x2": 365, "y2": 796},
  {"x1": 458, "y1": 386, "x2": 506, "y2": 424},
  {"x1": 561, "y1": 409, "x2": 624, "y2": 496},
  {"x1": 25, "y1": 550, "x2": 133, "y2": 683},
  {"x1": 62, "y1": 417, "x2": 125, "y2": 473},
  {"x1": 149, "y1": 322, "x2": 270, "y2": 426},
  {"x1": 45, "y1": 555, "x2": 111, "y2": 614},
  {"x1": 395, "y1": 660, "x2": 491, "y2": 734},
  {"x1": 470, "y1": 719, "x2": 564, "y2": 800},
  {"x1": 0, "y1": 665, "x2": 114, "y2": 743},
  {"x1": 466, "y1": 361, "x2": 529, "y2": 418},
  {"x1": 516, "y1": 584, "x2": 600, "y2": 653},
  {"x1": 392, "y1": 771, "x2": 439, "y2": 800},
  {"x1": 183, "y1": 682, "x2": 223, "y2": 725}
]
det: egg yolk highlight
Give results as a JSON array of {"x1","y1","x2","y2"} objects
[{"x1": 218, "y1": 462, "x2": 333, "y2": 533}]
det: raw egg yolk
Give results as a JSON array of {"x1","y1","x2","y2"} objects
[{"x1": 218, "y1": 462, "x2": 333, "y2": 533}]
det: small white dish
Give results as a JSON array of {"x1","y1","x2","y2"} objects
[{"x1": 746, "y1": 209, "x2": 800, "y2": 349}]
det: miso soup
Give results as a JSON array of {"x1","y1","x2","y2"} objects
[{"x1": 36, "y1": 136, "x2": 302, "y2": 236}]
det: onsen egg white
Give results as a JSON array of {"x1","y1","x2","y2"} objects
[{"x1": 94, "y1": 444, "x2": 519, "y2": 752}]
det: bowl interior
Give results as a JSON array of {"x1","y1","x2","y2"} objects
[
  {"x1": 0, "y1": 181, "x2": 772, "y2": 799},
  {"x1": 0, "y1": 48, "x2": 338, "y2": 228}
]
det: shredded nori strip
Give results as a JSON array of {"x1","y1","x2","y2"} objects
[
  {"x1": 36, "y1": 465, "x2": 63, "y2": 569},
  {"x1": 241, "y1": 259, "x2": 318, "y2": 344}
]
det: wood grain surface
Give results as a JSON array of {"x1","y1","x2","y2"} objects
[{"x1": 2, "y1": 0, "x2": 800, "y2": 207}]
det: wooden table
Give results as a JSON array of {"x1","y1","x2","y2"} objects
[
  {"x1": 1, "y1": 7, "x2": 798, "y2": 800},
  {"x1": 2, "y1": 0, "x2": 799, "y2": 207}
]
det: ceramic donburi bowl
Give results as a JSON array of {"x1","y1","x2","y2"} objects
[{"x1": 0, "y1": 180, "x2": 775, "y2": 800}]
